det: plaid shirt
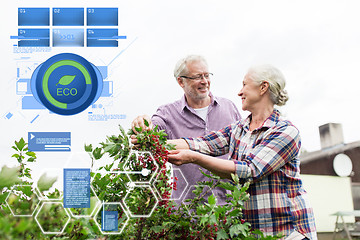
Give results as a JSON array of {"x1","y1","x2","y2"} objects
[{"x1": 185, "y1": 110, "x2": 317, "y2": 239}]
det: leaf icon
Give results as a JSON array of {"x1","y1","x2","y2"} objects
[{"x1": 56, "y1": 75, "x2": 76, "y2": 86}]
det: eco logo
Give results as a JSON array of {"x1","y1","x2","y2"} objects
[{"x1": 31, "y1": 53, "x2": 103, "y2": 115}]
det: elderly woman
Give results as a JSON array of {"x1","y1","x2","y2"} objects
[{"x1": 167, "y1": 65, "x2": 317, "y2": 240}]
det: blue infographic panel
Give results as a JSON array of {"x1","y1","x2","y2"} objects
[
  {"x1": 18, "y1": 8, "x2": 50, "y2": 26},
  {"x1": 87, "y1": 29, "x2": 119, "y2": 47},
  {"x1": 16, "y1": 78, "x2": 31, "y2": 95},
  {"x1": 17, "y1": 29, "x2": 50, "y2": 47},
  {"x1": 63, "y1": 169, "x2": 90, "y2": 208},
  {"x1": 101, "y1": 81, "x2": 113, "y2": 97},
  {"x1": 87, "y1": 8, "x2": 118, "y2": 26},
  {"x1": 22, "y1": 96, "x2": 46, "y2": 109},
  {"x1": 53, "y1": 29, "x2": 84, "y2": 47},
  {"x1": 28, "y1": 132, "x2": 71, "y2": 151},
  {"x1": 53, "y1": 8, "x2": 84, "y2": 26},
  {"x1": 101, "y1": 211, "x2": 118, "y2": 231},
  {"x1": 5, "y1": 112, "x2": 13, "y2": 120},
  {"x1": 97, "y1": 66, "x2": 108, "y2": 79},
  {"x1": 14, "y1": 7, "x2": 124, "y2": 48}
]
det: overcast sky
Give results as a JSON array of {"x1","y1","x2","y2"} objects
[
  {"x1": 117, "y1": 0, "x2": 360, "y2": 152},
  {"x1": 1, "y1": 0, "x2": 360, "y2": 159}
]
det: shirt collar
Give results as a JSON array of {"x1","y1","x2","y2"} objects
[
  {"x1": 243, "y1": 109, "x2": 280, "y2": 131},
  {"x1": 181, "y1": 92, "x2": 218, "y2": 112}
]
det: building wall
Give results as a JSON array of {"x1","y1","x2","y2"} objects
[
  {"x1": 300, "y1": 146, "x2": 360, "y2": 211},
  {"x1": 301, "y1": 175, "x2": 354, "y2": 232},
  {"x1": 300, "y1": 147, "x2": 360, "y2": 182}
]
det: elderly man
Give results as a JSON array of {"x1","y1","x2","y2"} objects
[{"x1": 132, "y1": 55, "x2": 240, "y2": 206}]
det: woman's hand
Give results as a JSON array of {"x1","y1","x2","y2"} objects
[{"x1": 168, "y1": 149, "x2": 199, "y2": 166}]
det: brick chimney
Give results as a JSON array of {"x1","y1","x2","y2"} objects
[{"x1": 319, "y1": 123, "x2": 344, "y2": 149}]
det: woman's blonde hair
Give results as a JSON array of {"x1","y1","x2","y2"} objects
[{"x1": 247, "y1": 64, "x2": 289, "y2": 106}]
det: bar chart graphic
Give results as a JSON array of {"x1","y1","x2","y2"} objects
[{"x1": 12, "y1": 7, "x2": 126, "y2": 47}]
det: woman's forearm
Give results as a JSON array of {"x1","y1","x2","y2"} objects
[
  {"x1": 195, "y1": 154, "x2": 236, "y2": 179},
  {"x1": 167, "y1": 139, "x2": 236, "y2": 179},
  {"x1": 168, "y1": 139, "x2": 189, "y2": 149}
]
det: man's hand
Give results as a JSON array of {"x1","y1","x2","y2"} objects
[
  {"x1": 130, "y1": 135, "x2": 138, "y2": 145},
  {"x1": 131, "y1": 115, "x2": 154, "y2": 134}
]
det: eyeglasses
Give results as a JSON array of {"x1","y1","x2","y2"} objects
[{"x1": 180, "y1": 73, "x2": 213, "y2": 81}]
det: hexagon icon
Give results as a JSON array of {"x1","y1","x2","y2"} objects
[
  {"x1": 182, "y1": 185, "x2": 215, "y2": 216},
  {"x1": 64, "y1": 151, "x2": 92, "y2": 169},
  {"x1": 153, "y1": 168, "x2": 188, "y2": 201},
  {"x1": 91, "y1": 171, "x2": 130, "y2": 202},
  {"x1": 67, "y1": 186, "x2": 101, "y2": 218},
  {"x1": 123, "y1": 185, "x2": 158, "y2": 217},
  {"x1": 93, "y1": 202, "x2": 129, "y2": 235},
  {"x1": 35, "y1": 202, "x2": 70, "y2": 234},
  {"x1": 5, "y1": 184, "x2": 41, "y2": 217},
  {"x1": 123, "y1": 151, "x2": 158, "y2": 184}
]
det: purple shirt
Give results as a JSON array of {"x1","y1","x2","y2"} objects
[{"x1": 151, "y1": 92, "x2": 241, "y2": 205}]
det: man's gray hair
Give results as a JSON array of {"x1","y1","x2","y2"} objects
[{"x1": 173, "y1": 55, "x2": 208, "y2": 79}]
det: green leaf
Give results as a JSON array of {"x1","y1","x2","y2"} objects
[
  {"x1": 241, "y1": 181, "x2": 250, "y2": 192},
  {"x1": 229, "y1": 208, "x2": 241, "y2": 217},
  {"x1": 104, "y1": 163, "x2": 114, "y2": 171},
  {"x1": 214, "y1": 205, "x2": 228, "y2": 215},
  {"x1": 150, "y1": 225, "x2": 163, "y2": 233},
  {"x1": 103, "y1": 143, "x2": 116, "y2": 152},
  {"x1": 37, "y1": 173, "x2": 58, "y2": 191},
  {"x1": 229, "y1": 223, "x2": 248, "y2": 237},
  {"x1": 217, "y1": 181, "x2": 235, "y2": 191},
  {"x1": 231, "y1": 173, "x2": 239, "y2": 183},
  {"x1": 199, "y1": 215, "x2": 209, "y2": 225},
  {"x1": 96, "y1": 176, "x2": 111, "y2": 189},
  {"x1": 15, "y1": 138, "x2": 26, "y2": 151},
  {"x1": 196, "y1": 205, "x2": 208, "y2": 216},
  {"x1": 135, "y1": 126, "x2": 142, "y2": 133},
  {"x1": 165, "y1": 143, "x2": 176, "y2": 150},
  {"x1": 208, "y1": 194, "x2": 216, "y2": 207},
  {"x1": 25, "y1": 151, "x2": 36, "y2": 157},
  {"x1": 216, "y1": 229, "x2": 229, "y2": 240},
  {"x1": 84, "y1": 144, "x2": 93, "y2": 152},
  {"x1": 0, "y1": 166, "x2": 21, "y2": 190},
  {"x1": 24, "y1": 168, "x2": 32, "y2": 178},
  {"x1": 209, "y1": 214, "x2": 217, "y2": 225},
  {"x1": 56, "y1": 75, "x2": 76, "y2": 86},
  {"x1": 0, "y1": 192, "x2": 9, "y2": 204},
  {"x1": 14, "y1": 219, "x2": 32, "y2": 232},
  {"x1": 93, "y1": 147, "x2": 104, "y2": 160},
  {"x1": 233, "y1": 187, "x2": 241, "y2": 200},
  {"x1": 144, "y1": 118, "x2": 150, "y2": 127},
  {"x1": 18, "y1": 185, "x2": 33, "y2": 197}
]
